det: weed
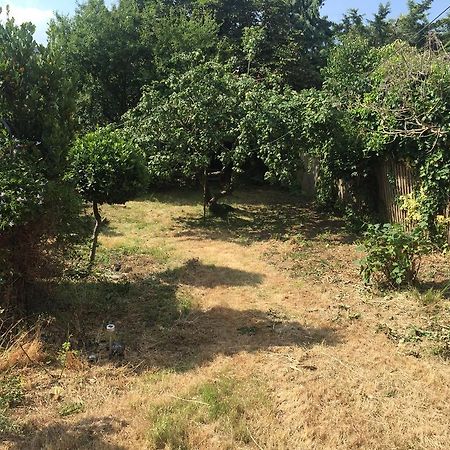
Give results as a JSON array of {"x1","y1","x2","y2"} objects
[
  {"x1": 57, "y1": 339, "x2": 74, "y2": 367},
  {"x1": 0, "y1": 375, "x2": 23, "y2": 434},
  {"x1": 360, "y1": 224, "x2": 431, "y2": 287},
  {"x1": 0, "y1": 375, "x2": 23, "y2": 409},
  {"x1": 415, "y1": 288, "x2": 445, "y2": 305},
  {"x1": 59, "y1": 401, "x2": 85, "y2": 417}
]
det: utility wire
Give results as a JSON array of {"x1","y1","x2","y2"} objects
[
  {"x1": 206, "y1": 3, "x2": 450, "y2": 163},
  {"x1": 245, "y1": 3, "x2": 450, "y2": 153}
]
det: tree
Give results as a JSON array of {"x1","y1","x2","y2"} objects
[
  {"x1": 67, "y1": 127, "x2": 148, "y2": 264},
  {"x1": 368, "y1": 3, "x2": 394, "y2": 46},
  {"x1": 141, "y1": 5, "x2": 220, "y2": 78},
  {"x1": 0, "y1": 11, "x2": 81, "y2": 308},
  {"x1": 48, "y1": 0, "x2": 153, "y2": 130},
  {"x1": 395, "y1": 0, "x2": 433, "y2": 46},
  {"x1": 0, "y1": 10, "x2": 75, "y2": 175},
  {"x1": 124, "y1": 61, "x2": 242, "y2": 215},
  {"x1": 339, "y1": 8, "x2": 367, "y2": 36},
  {"x1": 124, "y1": 60, "x2": 310, "y2": 214}
]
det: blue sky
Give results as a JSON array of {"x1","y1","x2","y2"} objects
[{"x1": 1, "y1": 0, "x2": 450, "y2": 44}]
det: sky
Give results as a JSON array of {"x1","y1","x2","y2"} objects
[{"x1": 1, "y1": 0, "x2": 450, "y2": 44}]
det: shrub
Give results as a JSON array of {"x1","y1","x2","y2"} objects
[
  {"x1": 360, "y1": 223, "x2": 430, "y2": 287},
  {"x1": 66, "y1": 126, "x2": 148, "y2": 264}
]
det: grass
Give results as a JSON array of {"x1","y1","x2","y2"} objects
[
  {"x1": 149, "y1": 374, "x2": 267, "y2": 449},
  {"x1": 3, "y1": 187, "x2": 450, "y2": 449}
]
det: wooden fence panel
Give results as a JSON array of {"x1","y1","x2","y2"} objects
[{"x1": 376, "y1": 159, "x2": 450, "y2": 241}]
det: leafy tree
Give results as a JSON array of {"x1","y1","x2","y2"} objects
[
  {"x1": 0, "y1": 11, "x2": 75, "y2": 175},
  {"x1": 0, "y1": 136, "x2": 46, "y2": 232},
  {"x1": 0, "y1": 12, "x2": 81, "y2": 308},
  {"x1": 125, "y1": 60, "x2": 311, "y2": 213},
  {"x1": 67, "y1": 127, "x2": 148, "y2": 264},
  {"x1": 124, "y1": 61, "x2": 242, "y2": 214},
  {"x1": 141, "y1": 5, "x2": 220, "y2": 78},
  {"x1": 199, "y1": 0, "x2": 258, "y2": 40},
  {"x1": 49, "y1": 0, "x2": 153, "y2": 129},
  {"x1": 322, "y1": 34, "x2": 379, "y2": 104},
  {"x1": 192, "y1": 0, "x2": 332, "y2": 88},
  {"x1": 368, "y1": 3, "x2": 394, "y2": 46},
  {"x1": 254, "y1": 0, "x2": 332, "y2": 89},
  {"x1": 339, "y1": 8, "x2": 367, "y2": 36},
  {"x1": 242, "y1": 25, "x2": 266, "y2": 74},
  {"x1": 395, "y1": 0, "x2": 433, "y2": 46}
]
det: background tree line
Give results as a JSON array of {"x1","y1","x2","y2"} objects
[{"x1": 2, "y1": 0, "x2": 450, "y2": 307}]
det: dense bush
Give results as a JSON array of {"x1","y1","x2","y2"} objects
[
  {"x1": 67, "y1": 127, "x2": 147, "y2": 206},
  {"x1": 360, "y1": 223, "x2": 431, "y2": 286},
  {"x1": 0, "y1": 15, "x2": 79, "y2": 309}
]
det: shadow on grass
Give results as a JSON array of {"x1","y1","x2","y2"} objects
[
  {"x1": 31, "y1": 259, "x2": 340, "y2": 373},
  {"x1": 175, "y1": 197, "x2": 354, "y2": 245},
  {"x1": 9, "y1": 416, "x2": 127, "y2": 450},
  {"x1": 413, "y1": 280, "x2": 450, "y2": 300}
]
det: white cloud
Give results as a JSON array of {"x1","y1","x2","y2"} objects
[{"x1": 0, "y1": 5, "x2": 53, "y2": 44}]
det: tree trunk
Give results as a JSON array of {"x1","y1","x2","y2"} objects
[
  {"x1": 89, "y1": 202, "x2": 102, "y2": 266},
  {"x1": 202, "y1": 168, "x2": 214, "y2": 220}
]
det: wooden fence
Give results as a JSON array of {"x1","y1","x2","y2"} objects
[
  {"x1": 376, "y1": 159, "x2": 416, "y2": 226},
  {"x1": 376, "y1": 159, "x2": 450, "y2": 241},
  {"x1": 303, "y1": 157, "x2": 450, "y2": 242}
]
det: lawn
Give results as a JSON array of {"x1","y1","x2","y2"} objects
[{"x1": 2, "y1": 187, "x2": 450, "y2": 449}]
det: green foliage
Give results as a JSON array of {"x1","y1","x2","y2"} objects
[
  {"x1": 323, "y1": 33, "x2": 379, "y2": 104},
  {"x1": 48, "y1": 0, "x2": 152, "y2": 129},
  {"x1": 395, "y1": 0, "x2": 433, "y2": 46},
  {"x1": 316, "y1": 36, "x2": 450, "y2": 236},
  {"x1": 67, "y1": 127, "x2": 148, "y2": 205},
  {"x1": 360, "y1": 223, "x2": 431, "y2": 286},
  {"x1": 0, "y1": 375, "x2": 23, "y2": 434},
  {"x1": 242, "y1": 25, "x2": 266, "y2": 73},
  {"x1": 363, "y1": 43, "x2": 450, "y2": 237},
  {"x1": 126, "y1": 61, "x2": 308, "y2": 190},
  {"x1": 0, "y1": 13, "x2": 75, "y2": 174},
  {"x1": 125, "y1": 61, "x2": 241, "y2": 186},
  {"x1": 0, "y1": 144, "x2": 46, "y2": 231},
  {"x1": 0, "y1": 14, "x2": 81, "y2": 307},
  {"x1": 0, "y1": 375, "x2": 23, "y2": 409},
  {"x1": 145, "y1": 6, "x2": 220, "y2": 77},
  {"x1": 59, "y1": 401, "x2": 85, "y2": 417},
  {"x1": 238, "y1": 82, "x2": 305, "y2": 185}
]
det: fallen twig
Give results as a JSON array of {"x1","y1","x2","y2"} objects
[
  {"x1": 168, "y1": 394, "x2": 209, "y2": 406},
  {"x1": 247, "y1": 426, "x2": 264, "y2": 450},
  {"x1": 19, "y1": 343, "x2": 57, "y2": 379}
]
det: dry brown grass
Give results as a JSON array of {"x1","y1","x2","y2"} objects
[
  {"x1": 2, "y1": 188, "x2": 450, "y2": 449},
  {"x1": 0, "y1": 324, "x2": 45, "y2": 372}
]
